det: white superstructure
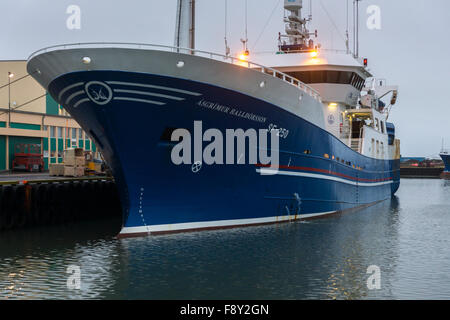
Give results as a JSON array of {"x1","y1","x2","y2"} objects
[{"x1": 246, "y1": 1, "x2": 400, "y2": 161}]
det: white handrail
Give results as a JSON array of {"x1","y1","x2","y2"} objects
[{"x1": 27, "y1": 42, "x2": 322, "y2": 102}]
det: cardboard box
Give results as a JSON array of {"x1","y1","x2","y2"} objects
[
  {"x1": 64, "y1": 148, "x2": 84, "y2": 158},
  {"x1": 64, "y1": 165, "x2": 85, "y2": 177},
  {"x1": 49, "y1": 163, "x2": 64, "y2": 176},
  {"x1": 76, "y1": 166, "x2": 85, "y2": 177},
  {"x1": 64, "y1": 166, "x2": 76, "y2": 177},
  {"x1": 64, "y1": 157, "x2": 75, "y2": 166},
  {"x1": 64, "y1": 156, "x2": 85, "y2": 167},
  {"x1": 75, "y1": 156, "x2": 85, "y2": 166}
]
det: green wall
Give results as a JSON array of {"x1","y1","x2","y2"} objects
[
  {"x1": 10, "y1": 123, "x2": 41, "y2": 130},
  {"x1": 46, "y1": 93, "x2": 59, "y2": 115},
  {"x1": 43, "y1": 138, "x2": 49, "y2": 170}
]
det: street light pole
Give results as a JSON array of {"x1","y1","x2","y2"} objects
[
  {"x1": 8, "y1": 72, "x2": 14, "y2": 127},
  {"x1": 8, "y1": 72, "x2": 10, "y2": 127}
]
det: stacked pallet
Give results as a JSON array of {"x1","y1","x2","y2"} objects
[
  {"x1": 49, "y1": 163, "x2": 65, "y2": 176},
  {"x1": 63, "y1": 148, "x2": 85, "y2": 177}
]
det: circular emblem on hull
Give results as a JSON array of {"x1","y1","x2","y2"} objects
[{"x1": 85, "y1": 81, "x2": 113, "y2": 105}]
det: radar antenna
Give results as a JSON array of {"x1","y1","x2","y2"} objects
[{"x1": 279, "y1": 0, "x2": 317, "y2": 53}]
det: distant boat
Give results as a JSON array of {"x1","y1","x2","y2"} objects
[
  {"x1": 439, "y1": 150, "x2": 450, "y2": 179},
  {"x1": 27, "y1": 0, "x2": 400, "y2": 238}
]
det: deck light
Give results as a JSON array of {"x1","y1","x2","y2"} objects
[
  {"x1": 328, "y1": 102, "x2": 338, "y2": 109},
  {"x1": 239, "y1": 50, "x2": 250, "y2": 61}
]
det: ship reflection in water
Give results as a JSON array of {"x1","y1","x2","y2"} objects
[{"x1": 1, "y1": 179, "x2": 450, "y2": 299}]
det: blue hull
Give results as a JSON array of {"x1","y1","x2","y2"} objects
[
  {"x1": 440, "y1": 153, "x2": 450, "y2": 172},
  {"x1": 48, "y1": 71, "x2": 400, "y2": 236}
]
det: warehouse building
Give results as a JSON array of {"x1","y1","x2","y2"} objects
[{"x1": 0, "y1": 60, "x2": 99, "y2": 171}]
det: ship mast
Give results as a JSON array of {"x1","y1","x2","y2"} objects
[
  {"x1": 353, "y1": 0, "x2": 361, "y2": 58},
  {"x1": 174, "y1": 0, "x2": 195, "y2": 53},
  {"x1": 279, "y1": 0, "x2": 317, "y2": 53}
]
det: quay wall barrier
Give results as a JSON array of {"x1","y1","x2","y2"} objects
[{"x1": 0, "y1": 177, "x2": 122, "y2": 231}]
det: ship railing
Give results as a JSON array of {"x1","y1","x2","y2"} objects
[
  {"x1": 255, "y1": 48, "x2": 349, "y2": 55},
  {"x1": 27, "y1": 42, "x2": 322, "y2": 103}
]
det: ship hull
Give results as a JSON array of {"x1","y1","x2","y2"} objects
[
  {"x1": 29, "y1": 48, "x2": 400, "y2": 237},
  {"x1": 440, "y1": 153, "x2": 450, "y2": 179}
]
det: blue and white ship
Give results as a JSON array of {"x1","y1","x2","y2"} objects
[
  {"x1": 440, "y1": 150, "x2": 450, "y2": 179},
  {"x1": 27, "y1": 0, "x2": 400, "y2": 237}
]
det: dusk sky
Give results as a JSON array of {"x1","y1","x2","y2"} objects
[{"x1": 0, "y1": 0, "x2": 448, "y2": 157}]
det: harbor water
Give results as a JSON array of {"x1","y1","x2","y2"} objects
[{"x1": 1, "y1": 178, "x2": 450, "y2": 300}]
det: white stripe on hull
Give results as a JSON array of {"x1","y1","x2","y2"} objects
[
  {"x1": 113, "y1": 89, "x2": 185, "y2": 101},
  {"x1": 73, "y1": 98, "x2": 90, "y2": 108},
  {"x1": 118, "y1": 211, "x2": 336, "y2": 236},
  {"x1": 66, "y1": 90, "x2": 85, "y2": 104},
  {"x1": 106, "y1": 81, "x2": 202, "y2": 96},
  {"x1": 113, "y1": 97, "x2": 166, "y2": 105},
  {"x1": 256, "y1": 168, "x2": 393, "y2": 187},
  {"x1": 58, "y1": 82, "x2": 84, "y2": 101}
]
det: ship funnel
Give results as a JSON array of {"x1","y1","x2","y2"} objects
[{"x1": 174, "y1": 0, "x2": 195, "y2": 53}]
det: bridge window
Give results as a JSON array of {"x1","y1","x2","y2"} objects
[
  {"x1": 286, "y1": 71, "x2": 365, "y2": 90},
  {"x1": 326, "y1": 71, "x2": 340, "y2": 83},
  {"x1": 310, "y1": 71, "x2": 324, "y2": 83},
  {"x1": 339, "y1": 71, "x2": 353, "y2": 84}
]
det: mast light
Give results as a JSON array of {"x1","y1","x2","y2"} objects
[{"x1": 239, "y1": 50, "x2": 250, "y2": 61}]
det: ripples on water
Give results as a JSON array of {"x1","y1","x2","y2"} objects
[{"x1": 1, "y1": 179, "x2": 450, "y2": 299}]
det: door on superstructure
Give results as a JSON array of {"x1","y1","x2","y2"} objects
[{"x1": 351, "y1": 119, "x2": 363, "y2": 139}]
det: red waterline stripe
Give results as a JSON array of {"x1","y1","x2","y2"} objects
[{"x1": 255, "y1": 163, "x2": 393, "y2": 183}]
